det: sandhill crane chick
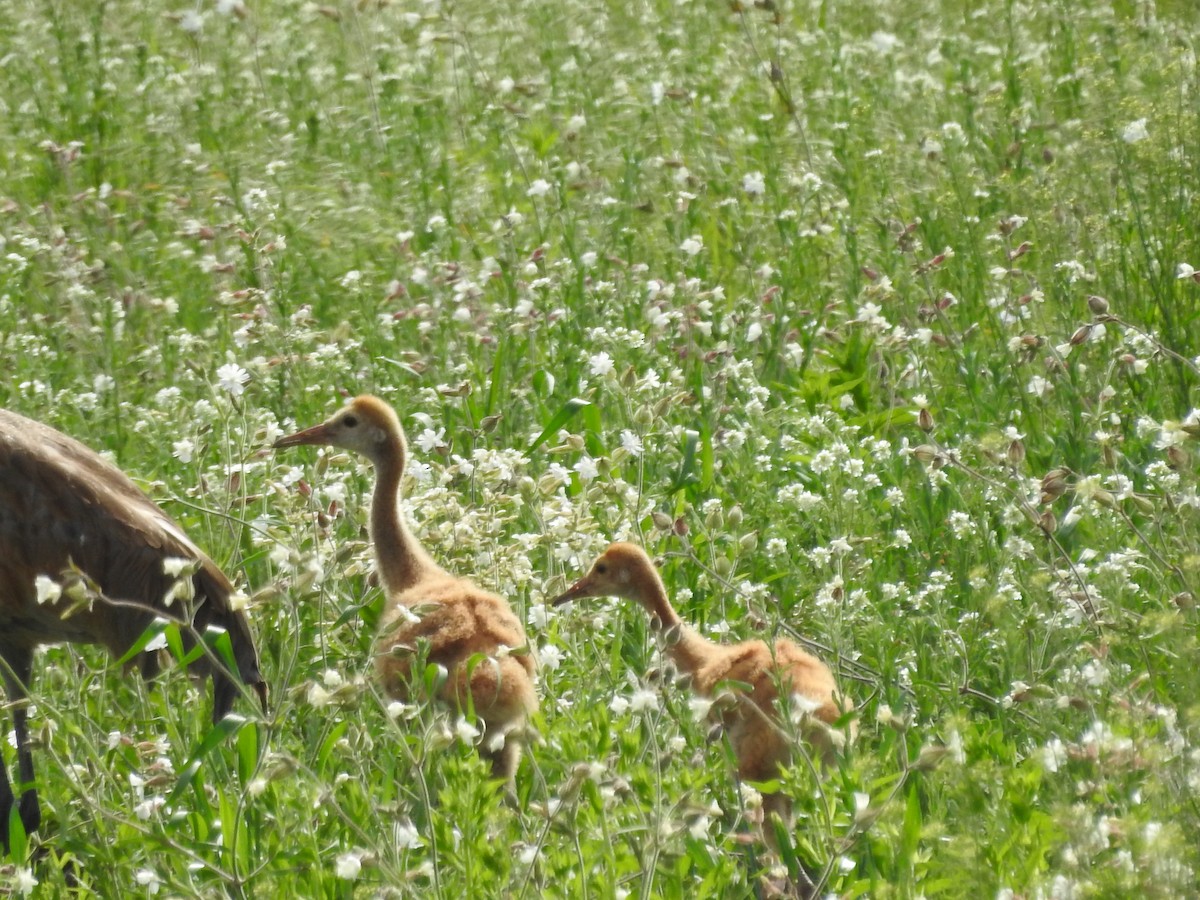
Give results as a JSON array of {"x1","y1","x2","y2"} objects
[
  {"x1": 275, "y1": 396, "x2": 537, "y2": 783},
  {"x1": 0, "y1": 408, "x2": 267, "y2": 851},
  {"x1": 552, "y1": 542, "x2": 851, "y2": 832}
]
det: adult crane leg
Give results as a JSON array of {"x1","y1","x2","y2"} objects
[{"x1": 0, "y1": 646, "x2": 40, "y2": 854}]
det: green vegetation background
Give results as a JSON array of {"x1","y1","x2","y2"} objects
[{"x1": 1, "y1": 0, "x2": 1198, "y2": 896}]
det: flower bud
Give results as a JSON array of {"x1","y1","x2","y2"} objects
[
  {"x1": 854, "y1": 802, "x2": 885, "y2": 831},
  {"x1": 1040, "y1": 468, "x2": 1071, "y2": 501},
  {"x1": 739, "y1": 532, "x2": 759, "y2": 553},
  {"x1": 1069, "y1": 324, "x2": 1093, "y2": 346},
  {"x1": 1038, "y1": 509, "x2": 1057, "y2": 534},
  {"x1": 1167, "y1": 445, "x2": 1189, "y2": 470},
  {"x1": 875, "y1": 704, "x2": 908, "y2": 732},
  {"x1": 918, "y1": 407, "x2": 934, "y2": 433},
  {"x1": 1087, "y1": 295, "x2": 1109, "y2": 316},
  {"x1": 673, "y1": 517, "x2": 689, "y2": 536},
  {"x1": 651, "y1": 511, "x2": 673, "y2": 531},
  {"x1": 714, "y1": 556, "x2": 733, "y2": 577},
  {"x1": 1007, "y1": 439, "x2": 1026, "y2": 466},
  {"x1": 912, "y1": 444, "x2": 940, "y2": 464},
  {"x1": 913, "y1": 743, "x2": 951, "y2": 772}
]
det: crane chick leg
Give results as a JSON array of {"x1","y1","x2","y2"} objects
[
  {"x1": 480, "y1": 735, "x2": 522, "y2": 785},
  {"x1": 0, "y1": 647, "x2": 40, "y2": 853},
  {"x1": 450, "y1": 655, "x2": 536, "y2": 787}
]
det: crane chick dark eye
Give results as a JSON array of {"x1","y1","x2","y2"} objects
[
  {"x1": 343, "y1": 415, "x2": 358, "y2": 427},
  {"x1": 596, "y1": 563, "x2": 608, "y2": 574}
]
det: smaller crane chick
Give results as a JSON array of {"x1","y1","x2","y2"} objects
[{"x1": 553, "y1": 542, "x2": 851, "y2": 834}]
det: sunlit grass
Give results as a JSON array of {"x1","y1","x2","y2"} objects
[{"x1": 2, "y1": 0, "x2": 1199, "y2": 896}]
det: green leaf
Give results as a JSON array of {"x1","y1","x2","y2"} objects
[
  {"x1": 236, "y1": 720, "x2": 261, "y2": 783},
  {"x1": 901, "y1": 782, "x2": 922, "y2": 866},
  {"x1": 205, "y1": 625, "x2": 239, "y2": 677},
  {"x1": 317, "y1": 720, "x2": 350, "y2": 770},
  {"x1": 770, "y1": 814, "x2": 801, "y2": 882},
  {"x1": 5, "y1": 803, "x2": 27, "y2": 862},
  {"x1": 116, "y1": 617, "x2": 173, "y2": 667},
  {"x1": 670, "y1": 428, "x2": 700, "y2": 492},
  {"x1": 532, "y1": 369, "x2": 555, "y2": 397},
  {"x1": 485, "y1": 335, "x2": 508, "y2": 417},
  {"x1": 698, "y1": 424, "x2": 714, "y2": 490},
  {"x1": 528, "y1": 397, "x2": 591, "y2": 451},
  {"x1": 169, "y1": 714, "x2": 248, "y2": 804},
  {"x1": 378, "y1": 356, "x2": 424, "y2": 377}
]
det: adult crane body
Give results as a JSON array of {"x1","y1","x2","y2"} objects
[{"x1": 0, "y1": 408, "x2": 266, "y2": 851}]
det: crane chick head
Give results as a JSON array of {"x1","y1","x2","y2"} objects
[
  {"x1": 551, "y1": 542, "x2": 655, "y2": 607},
  {"x1": 274, "y1": 395, "x2": 404, "y2": 463}
]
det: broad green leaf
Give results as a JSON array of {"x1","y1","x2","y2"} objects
[
  {"x1": 116, "y1": 617, "x2": 173, "y2": 666},
  {"x1": 528, "y1": 397, "x2": 591, "y2": 451},
  {"x1": 169, "y1": 714, "x2": 248, "y2": 804}
]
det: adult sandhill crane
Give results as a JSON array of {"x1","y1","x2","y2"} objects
[
  {"x1": 0, "y1": 408, "x2": 268, "y2": 852},
  {"x1": 274, "y1": 395, "x2": 537, "y2": 783},
  {"x1": 552, "y1": 543, "x2": 852, "y2": 839}
]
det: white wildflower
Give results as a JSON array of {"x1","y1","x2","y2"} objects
[
  {"x1": 34, "y1": 575, "x2": 61, "y2": 605},
  {"x1": 135, "y1": 869, "x2": 162, "y2": 895},
  {"x1": 539, "y1": 643, "x2": 563, "y2": 671},
  {"x1": 742, "y1": 171, "x2": 766, "y2": 195},
  {"x1": 588, "y1": 351, "x2": 614, "y2": 377},
  {"x1": 689, "y1": 696, "x2": 713, "y2": 722},
  {"x1": 414, "y1": 427, "x2": 445, "y2": 453},
  {"x1": 1027, "y1": 375, "x2": 1052, "y2": 398},
  {"x1": 395, "y1": 820, "x2": 423, "y2": 850},
  {"x1": 215, "y1": 363, "x2": 249, "y2": 397},
  {"x1": 14, "y1": 867, "x2": 37, "y2": 896},
  {"x1": 455, "y1": 717, "x2": 480, "y2": 744},
  {"x1": 629, "y1": 688, "x2": 659, "y2": 714},
  {"x1": 335, "y1": 852, "x2": 362, "y2": 880},
  {"x1": 619, "y1": 430, "x2": 643, "y2": 456},
  {"x1": 1122, "y1": 118, "x2": 1149, "y2": 143}
]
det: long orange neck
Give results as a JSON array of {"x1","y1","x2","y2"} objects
[
  {"x1": 370, "y1": 431, "x2": 440, "y2": 593},
  {"x1": 635, "y1": 565, "x2": 718, "y2": 679}
]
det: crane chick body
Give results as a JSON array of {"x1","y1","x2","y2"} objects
[
  {"x1": 553, "y1": 542, "x2": 850, "y2": 829},
  {"x1": 0, "y1": 408, "x2": 267, "y2": 851},
  {"x1": 275, "y1": 396, "x2": 536, "y2": 781}
]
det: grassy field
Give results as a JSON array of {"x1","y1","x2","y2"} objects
[{"x1": 2, "y1": 0, "x2": 1199, "y2": 895}]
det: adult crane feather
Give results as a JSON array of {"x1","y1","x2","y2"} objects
[{"x1": 0, "y1": 408, "x2": 267, "y2": 851}]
